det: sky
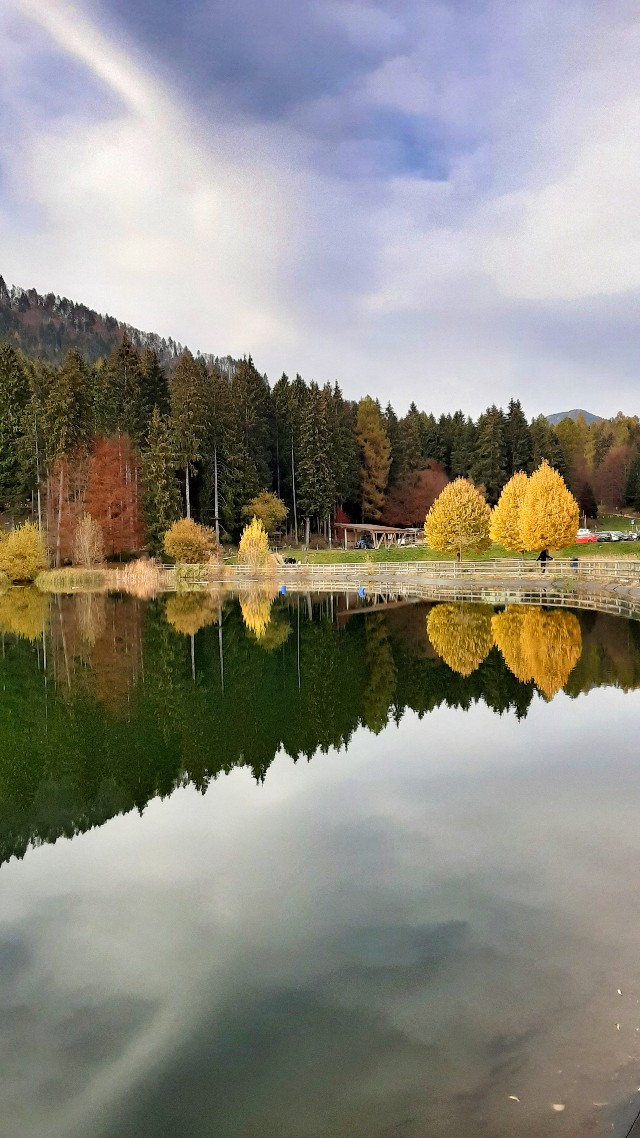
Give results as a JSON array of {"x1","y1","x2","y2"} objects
[{"x1": 1, "y1": 0, "x2": 639, "y2": 416}]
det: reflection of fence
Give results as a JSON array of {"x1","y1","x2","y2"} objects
[{"x1": 157, "y1": 559, "x2": 640, "y2": 620}]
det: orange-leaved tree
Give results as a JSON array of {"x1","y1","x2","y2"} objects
[
  {"x1": 425, "y1": 478, "x2": 491, "y2": 560},
  {"x1": 490, "y1": 471, "x2": 529, "y2": 552},
  {"x1": 520, "y1": 461, "x2": 579, "y2": 552}
]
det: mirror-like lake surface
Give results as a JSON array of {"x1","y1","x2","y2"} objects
[{"x1": 2, "y1": 590, "x2": 640, "y2": 1137}]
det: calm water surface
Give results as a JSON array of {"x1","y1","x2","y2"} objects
[{"x1": 2, "y1": 590, "x2": 640, "y2": 1137}]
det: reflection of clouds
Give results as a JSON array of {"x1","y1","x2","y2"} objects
[{"x1": 3, "y1": 694, "x2": 640, "y2": 1136}]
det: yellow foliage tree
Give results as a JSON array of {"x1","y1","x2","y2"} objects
[
  {"x1": 0, "y1": 523, "x2": 48, "y2": 582},
  {"x1": 163, "y1": 518, "x2": 219, "y2": 564},
  {"x1": 520, "y1": 460, "x2": 579, "y2": 552},
  {"x1": 426, "y1": 603, "x2": 494, "y2": 676},
  {"x1": 0, "y1": 588, "x2": 50, "y2": 641},
  {"x1": 493, "y1": 605, "x2": 582, "y2": 698},
  {"x1": 425, "y1": 478, "x2": 491, "y2": 560},
  {"x1": 237, "y1": 516, "x2": 269, "y2": 568},
  {"x1": 165, "y1": 593, "x2": 218, "y2": 636},
  {"x1": 490, "y1": 471, "x2": 529, "y2": 552}
]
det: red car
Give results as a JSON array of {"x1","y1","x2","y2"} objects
[{"x1": 576, "y1": 529, "x2": 597, "y2": 543}]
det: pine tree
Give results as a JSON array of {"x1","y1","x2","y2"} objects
[
  {"x1": 42, "y1": 349, "x2": 91, "y2": 459},
  {"x1": 449, "y1": 414, "x2": 476, "y2": 478},
  {"x1": 297, "y1": 383, "x2": 335, "y2": 541},
  {"x1": 0, "y1": 344, "x2": 28, "y2": 511},
  {"x1": 490, "y1": 471, "x2": 529, "y2": 551},
  {"x1": 142, "y1": 408, "x2": 181, "y2": 554},
  {"x1": 505, "y1": 399, "x2": 532, "y2": 475},
  {"x1": 425, "y1": 478, "x2": 491, "y2": 560},
  {"x1": 169, "y1": 350, "x2": 210, "y2": 518},
  {"x1": 140, "y1": 348, "x2": 169, "y2": 423},
  {"x1": 95, "y1": 335, "x2": 145, "y2": 441},
  {"x1": 520, "y1": 460, "x2": 579, "y2": 552},
  {"x1": 356, "y1": 396, "x2": 391, "y2": 520},
  {"x1": 472, "y1": 405, "x2": 507, "y2": 504},
  {"x1": 529, "y1": 415, "x2": 566, "y2": 476}
]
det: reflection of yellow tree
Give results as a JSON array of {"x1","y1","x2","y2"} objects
[
  {"x1": 257, "y1": 615, "x2": 291, "y2": 652},
  {"x1": 426, "y1": 603, "x2": 494, "y2": 676},
  {"x1": 0, "y1": 588, "x2": 50, "y2": 641},
  {"x1": 240, "y1": 591, "x2": 277, "y2": 640},
  {"x1": 493, "y1": 606, "x2": 582, "y2": 698},
  {"x1": 491, "y1": 606, "x2": 531, "y2": 682},
  {"x1": 165, "y1": 593, "x2": 218, "y2": 636}
]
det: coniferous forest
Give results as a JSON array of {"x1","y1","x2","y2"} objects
[{"x1": 2, "y1": 276, "x2": 640, "y2": 557}]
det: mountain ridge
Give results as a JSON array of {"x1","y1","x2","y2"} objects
[
  {"x1": 0, "y1": 273, "x2": 235, "y2": 374},
  {"x1": 546, "y1": 409, "x2": 602, "y2": 426}
]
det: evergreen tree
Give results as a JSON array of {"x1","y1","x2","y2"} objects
[
  {"x1": 356, "y1": 397, "x2": 391, "y2": 521},
  {"x1": 505, "y1": 399, "x2": 532, "y2": 475},
  {"x1": 472, "y1": 405, "x2": 507, "y2": 504},
  {"x1": 625, "y1": 451, "x2": 640, "y2": 510},
  {"x1": 449, "y1": 413, "x2": 476, "y2": 478},
  {"x1": 0, "y1": 344, "x2": 29, "y2": 511},
  {"x1": 142, "y1": 408, "x2": 181, "y2": 554},
  {"x1": 529, "y1": 416, "x2": 566, "y2": 476},
  {"x1": 42, "y1": 349, "x2": 91, "y2": 460},
  {"x1": 95, "y1": 335, "x2": 145, "y2": 441},
  {"x1": 328, "y1": 384, "x2": 359, "y2": 511},
  {"x1": 297, "y1": 383, "x2": 335, "y2": 542},
  {"x1": 169, "y1": 350, "x2": 210, "y2": 518},
  {"x1": 141, "y1": 348, "x2": 169, "y2": 423}
]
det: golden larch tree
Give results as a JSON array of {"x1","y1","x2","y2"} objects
[
  {"x1": 425, "y1": 478, "x2": 491, "y2": 560},
  {"x1": 237, "y1": 516, "x2": 269, "y2": 568},
  {"x1": 490, "y1": 471, "x2": 529, "y2": 552},
  {"x1": 426, "y1": 603, "x2": 494, "y2": 676},
  {"x1": 520, "y1": 461, "x2": 579, "y2": 552}
]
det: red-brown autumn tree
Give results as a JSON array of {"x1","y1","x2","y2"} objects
[
  {"x1": 381, "y1": 462, "x2": 449, "y2": 526},
  {"x1": 84, "y1": 434, "x2": 144, "y2": 557},
  {"x1": 592, "y1": 445, "x2": 631, "y2": 509}
]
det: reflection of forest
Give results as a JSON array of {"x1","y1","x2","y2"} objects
[{"x1": 1, "y1": 595, "x2": 640, "y2": 866}]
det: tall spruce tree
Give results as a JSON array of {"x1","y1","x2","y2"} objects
[
  {"x1": 472, "y1": 405, "x2": 507, "y2": 504},
  {"x1": 141, "y1": 408, "x2": 181, "y2": 553},
  {"x1": 141, "y1": 348, "x2": 169, "y2": 424},
  {"x1": 0, "y1": 345, "x2": 29, "y2": 512},
  {"x1": 296, "y1": 383, "x2": 335, "y2": 543},
  {"x1": 95, "y1": 335, "x2": 145, "y2": 441},
  {"x1": 42, "y1": 349, "x2": 91, "y2": 460},
  {"x1": 505, "y1": 398, "x2": 532, "y2": 475},
  {"x1": 169, "y1": 350, "x2": 210, "y2": 518}
]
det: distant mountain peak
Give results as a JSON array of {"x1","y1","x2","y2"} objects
[{"x1": 546, "y1": 409, "x2": 602, "y2": 426}]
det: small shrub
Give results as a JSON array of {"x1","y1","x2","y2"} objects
[
  {"x1": 73, "y1": 513, "x2": 105, "y2": 567},
  {"x1": 163, "y1": 518, "x2": 220, "y2": 564},
  {"x1": 241, "y1": 491, "x2": 288, "y2": 535},
  {"x1": 0, "y1": 523, "x2": 48, "y2": 583}
]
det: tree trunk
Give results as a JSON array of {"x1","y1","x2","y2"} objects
[
  {"x1": 55, "y1": 465, "x2": 64, "y2": 568},
  {"x1": 213, "y1": 446, "x2": 220, "y2": 544},
  {"x1": 291, "y1": 439, "x2": 298, "y2": 541},
  {"x1": 185, "y1": 465, "x2": 191, "y2": 518},
  {"x1": 304, "y1": 516, "x2": 310, "y2": 548}
]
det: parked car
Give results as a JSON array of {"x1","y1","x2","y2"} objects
[
  {"x1": 576, "y1": 529, "x2": 597, "y2": 543},
  {"x1": 608, "y1": 531, "x2": 625, "y2": 541},
  {"x1": 595, "y1": 531, "x2": 612, "y2": 541}
]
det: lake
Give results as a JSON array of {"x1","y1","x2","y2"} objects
[{"x1": 2, "y1": 589, "x2": 640, "y2": 1137}]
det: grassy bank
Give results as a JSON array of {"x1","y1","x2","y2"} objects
[{"x1": 275, "y1": 542, "x2": 640, "y2": 564}]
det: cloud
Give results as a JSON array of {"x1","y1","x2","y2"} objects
[{"x1": 2, "y1": 0, "x2": 640, "y2": 416}]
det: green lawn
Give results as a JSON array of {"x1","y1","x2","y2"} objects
[{"x1": 273, "y1": 542, "x2": 640, "y2": 564}]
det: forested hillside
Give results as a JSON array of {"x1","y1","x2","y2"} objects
[
  {"x1": 0, "y1": 275, "x2": 234, "y2": 373},
  {"x1": 1, "y1": 324, "x2": 639, "y2": 558}
]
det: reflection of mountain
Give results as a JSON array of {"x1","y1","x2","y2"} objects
[{"x1": 0, "y1": 596, "x2": 639, "y2": 865}]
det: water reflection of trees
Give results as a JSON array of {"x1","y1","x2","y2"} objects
[
  {"x1": 492, "y1": 607, "x2": 582, "y2": 699},
  {"x1": 426, "y1": 604, "x2": 494, "y2": 677},
  {"x1": 0, "y1": 596, "x2": 637, "y2": 866}
]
